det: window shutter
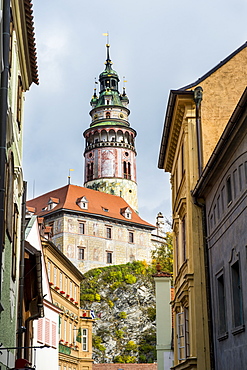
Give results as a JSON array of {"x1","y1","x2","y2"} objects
[
  {"x1": 37, "y1": 318, "x2": 43, "y2": 343},
  {"x1": 45, "y1": 318, "x2": 50, "y2": 345},
  {"x1": 52, "y1": 321, "x2": 57, "y2": 348}
]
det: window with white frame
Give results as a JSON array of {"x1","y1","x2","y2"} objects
[
  {"x1": 82, "y1": 328, "x2": 88, "y2": 351},
  {"x1": 74, "y1": 325, "x2": 77, "y2": 344},
  {"x1": 60, "y1": 272, "x2": 63, "y2": 290},
  {"x1": 64, "y1": 320, "x2": 67, "y2": 342},
  {"x1": 47, "y1": 261, "x2": 51, "y2": 280},
  {"x1": 177, "y1": 308, "x2": 189, "y2": 361},
  {"x1": 54, "y1": 266, "x2": 57, "y2": 286},
  {"x1": 65, "y1": 277, "x2": 68, "y2": 294},
  {"x1": 69, "y1": 322, "x2": 72, "y2": 344}
]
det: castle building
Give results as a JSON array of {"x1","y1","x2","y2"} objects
[
  {"x1": 83, "y1": 44, "x2": 138, "y2": 212},
  {"x1": 26, "y1": 184, "x2": 155, "y2": 274}
]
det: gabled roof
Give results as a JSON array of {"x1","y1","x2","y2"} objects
[
  {"x1": 27, "y1": 184, "x2": 154, "y2": 229},
  {"x1": 180, "y1": 41, "x2": 247, "y2": 91}
]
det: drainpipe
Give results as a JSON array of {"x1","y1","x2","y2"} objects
[
  {"x1": 194, "y1": 86, "x2": 203, "y2": 177},
  {"x1": 193, "y1": 196, "x2": 215, "y2": 370},
  {"x1": 0, "y1": 0, "x2": 10, "y2": 311},
  {"x1": 17, "y1": 181, "x2": 27, "y2": 359}
]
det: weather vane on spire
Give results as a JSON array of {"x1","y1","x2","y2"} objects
[{"x1": 102, "y1": 32, "x2": 109, "y2": 45}]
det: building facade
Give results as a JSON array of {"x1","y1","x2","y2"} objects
[
  {"x1": 26, "y1": 216, "x2": 61, "y2": 370},
  {"x1": 27, "y1": 184, "x2": 155, "y2": 274},
  {"x1": 0, "y1": 1, "x2": 38, "y2": 369},
  {"x1": 158, "y1": 42, "x2": 247, "y2": 369},
  {"x1": 83, "y1": 44, "x2": 138, "y2": 212},
  {"x1": 193, "y1": 88, "x2": 247, "y2": 369},
  {"x1": 41, "y1": 234, "x2": 94, "y2": 370}
]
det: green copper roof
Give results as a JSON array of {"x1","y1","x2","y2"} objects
[
  {"x1": 95, "y1": 89, "x2": 124, "y2": 108},
  {"x1": 90, "y1": 120, "x2": 128, "y2": 127}
]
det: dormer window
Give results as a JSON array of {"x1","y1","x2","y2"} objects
[
  {"x1": 47, "y1": 197, "x2": 59, "y2": 211},
  {"x1": 102, "y1": 207, "x2": 109, "y2": 212},
  {"x1": 120, "y1": 207, "x2": 132, "y2": 220},
  {"x1": 77, "y1": 196, "x2": 88, "y2": 210},
  {"x1": 26, "y1": 206, "x2": 36, "y2": 216}
]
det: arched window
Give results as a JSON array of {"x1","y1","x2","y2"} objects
[
  {"x1": 87, "y1": 163, "x2": 94, "y2": 181},
  {"x1": 123, "y1": 161, "x2": 127, "y2": 179},
  {"x1": 106, "y1": 112, "x2": 111, "y2": 119},
  {"x1": 123, "y1": 161, "x2": 131, "y2": 180},
  {"x1": 128, "y1": 163, "x2": 131, "y2": 179}
]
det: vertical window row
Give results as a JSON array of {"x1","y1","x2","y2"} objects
[{"x1": 48, "y1": 261, "x2": 79, "y2": 302}]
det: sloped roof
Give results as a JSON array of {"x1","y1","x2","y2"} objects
[
  {"x1": 24, "y1": 0, "x2": 39, "y2": 84},
  {"x1": 180, "y1": 41, "x2": 247, "y2": 91},
  {"x1": 27, "y1": 184, "x2": 154, "y2": 229}
]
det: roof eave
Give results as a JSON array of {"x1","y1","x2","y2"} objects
[{"x1": 158, "y1": 90, "x2": 194, "y2": 170}]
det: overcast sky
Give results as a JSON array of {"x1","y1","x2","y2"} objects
[{"x1": 23, "y1": 0, "x2": 247, "y2": 224}]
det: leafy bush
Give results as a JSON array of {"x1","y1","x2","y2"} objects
[
  {"x1": 124, "y1": 274, "x2": 137, "y2": 284},
  {"x1": 113, "y1": 355, "x2": 136, "y2": 363},
  {"x1": 80, "y1": 293, "x2": 95, "y2": 301},
  {"x1": 115, "y1": 329, "x2": 124, "y2": 339},
  {"x1": 125, "y1": 340, "x2": 138, "y2": 352},
  {"x1": 119, "y1": 311, "x2": 127, "y2": 319}
]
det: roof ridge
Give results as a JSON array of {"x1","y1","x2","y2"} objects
[{"x1": 180, "y1": 41, "x2": 247, "y2": 91}]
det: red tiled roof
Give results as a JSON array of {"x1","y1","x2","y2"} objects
[{"x1": 27, "y1": 185, "x2": 154, "y2": 229}]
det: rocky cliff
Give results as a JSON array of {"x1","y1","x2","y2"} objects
[{"x1": 80, "y1": 261, "x2": 156, "y2": 364}]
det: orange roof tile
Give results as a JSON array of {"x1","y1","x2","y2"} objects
[{"x1": 27, "y1": 185, "x2": 154, "y2": 229}]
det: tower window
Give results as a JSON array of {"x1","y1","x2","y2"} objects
[
  {"x1": 87, "y1": 163, "x2": 94, "y2": 181},
  {"x1": 123, "y1": 161, "x2": 131, "y2": 180},
  {"x1": 106, "y1": 111, "x2": 111, "y2": 118}
]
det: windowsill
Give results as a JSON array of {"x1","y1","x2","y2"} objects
[
  {"x1": 217, "y1": 331, "x2": 228, "y2": 341},
  {"x1": 232, "y1": 324, "x2": 245, "y2": 336}
]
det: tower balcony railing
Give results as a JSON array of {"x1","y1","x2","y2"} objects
[{"x1": 85, "y1": 141, "x2": 136, "y2": 153}]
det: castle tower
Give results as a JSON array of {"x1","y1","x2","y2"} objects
[{"x1": 83, "y1": 44, "x2": 138, "y2": 212}]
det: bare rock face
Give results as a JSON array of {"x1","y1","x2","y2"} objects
[{"x1": 80, "y1": 262, "x2": 156, "y2": 364}]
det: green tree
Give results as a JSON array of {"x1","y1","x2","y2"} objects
[{"x1": 151, "y1": 231, "x2": 173, "y2": 274}]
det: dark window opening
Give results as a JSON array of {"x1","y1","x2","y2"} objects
[
  {"x1": 129, "y1": 232, "x2": 134, "y2": 243},
  {"x1": 217, "y1": 274, "x2": 227, "y2": 335},
  {"x1": 106, "y1": 111, "x2": 111, "y2": 118},
  {"x1": 87, "y1": 162, "x2": 94, "y2": 181},
  {"x1": 106, "y1": 227, "x2": 112, "y2": 239},
  {"x1": 231, "y1": 260, "x2": 244, "y2": 328},
  {"x1": 79, "y1": 223, "x2": 85, "y2": 234},
  {"x1": 123, "y1": 161, "x2": 131, "y2": 180},
  {"x1": 107, "y1": 252, "x2": 112, "y2": 264},
  {"x1": 78, "y1": 248, "x2": 85, "y2": 260},
  {"x1": 226, "y1": 176, "x2": 232, "y2": 204}
]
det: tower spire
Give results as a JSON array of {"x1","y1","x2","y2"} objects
[{"x1": 105, "y1": 43, "x2": 112, "y2": 70}]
